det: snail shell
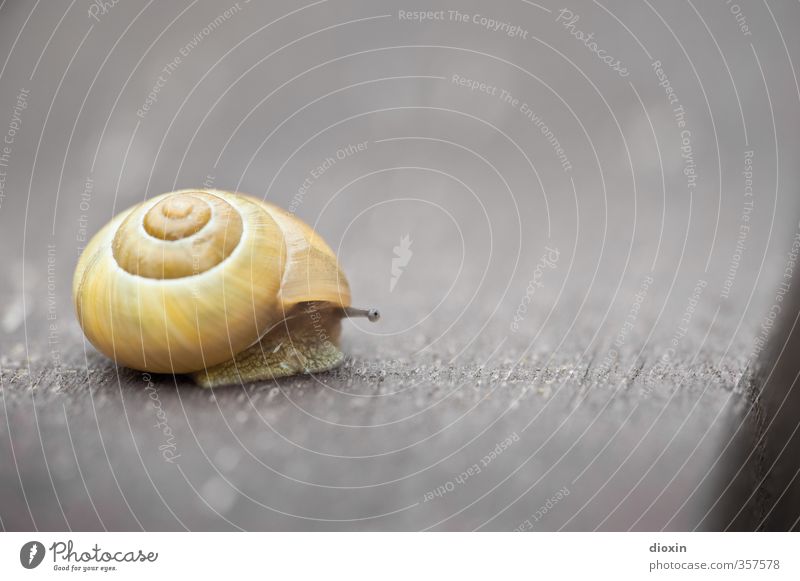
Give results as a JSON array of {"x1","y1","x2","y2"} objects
[{"x1": 73, "y1": 189, "x2": 377, "y2": 387}]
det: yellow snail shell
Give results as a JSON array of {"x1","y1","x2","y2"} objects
[{"x1": 72, "y1": 189, "x2": 378, "y2": 388}]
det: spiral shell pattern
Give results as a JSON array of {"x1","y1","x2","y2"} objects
[{"x1": 72, "y1": 189, "x2": 351, "y2": 374}]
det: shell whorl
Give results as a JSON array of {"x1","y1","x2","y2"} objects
[{"x1": 113, "y1": 192, "x2": 243, "y2": 279}]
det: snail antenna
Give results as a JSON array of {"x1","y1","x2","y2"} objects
[{"x1": 342, "y1": 306, "x2": 381, "y2": 322}]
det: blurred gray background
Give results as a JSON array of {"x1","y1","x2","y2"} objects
[{"x1": 0, "y1": 0, "x2": 799, "y2": 530}]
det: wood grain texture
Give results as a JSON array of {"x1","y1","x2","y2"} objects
[{"x1": 0, "y1": 302, "x2": 754, "y2": 531}]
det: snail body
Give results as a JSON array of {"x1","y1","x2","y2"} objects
[{"x1": 73, "y1": 189, "x2": 377, "y2": 387}]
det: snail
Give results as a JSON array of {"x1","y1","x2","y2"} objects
[{"x1": 73, "y1": 189, "x2": 379, "y2": 388}]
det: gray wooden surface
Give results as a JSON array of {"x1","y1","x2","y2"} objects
[
  {"x1": 0, "y1": 302, "x2": 756, "y2": 531},
  {"x1": 1, "y1": 0, "x2": 799, "y2": 530}
]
